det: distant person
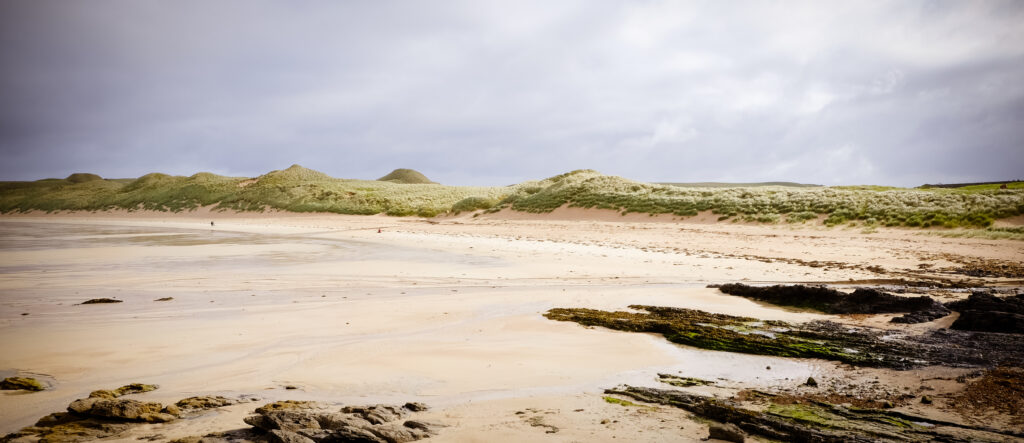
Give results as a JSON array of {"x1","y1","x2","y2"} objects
[
  {"x1": 377, "y1": 228, "x2": 381, "y2": 233},
  {"x1": 211, "y1": 221, "x2": 215, "y2": 226}
]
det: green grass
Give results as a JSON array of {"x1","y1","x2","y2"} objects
[
  {"x1": 2, "y1": 167, "x2": 1022, "y2": 228},
  {"x1": 920, "y1": 226, "x2": 1024, "y2": 241},
  {"x1": 660, "y1": 181, "x2": 821, "y2": 188},
  {"x1": 493, "y1": 170, "x2": 1024, "y2": 228}
]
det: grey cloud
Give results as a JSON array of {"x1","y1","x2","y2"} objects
[{"x1": 1, "y1": 0, "x2": 1022, "y2": 186}]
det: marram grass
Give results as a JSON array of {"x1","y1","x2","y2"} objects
[{"x1": 1, "y1": 167, "x2": 1021, "y2": 228}]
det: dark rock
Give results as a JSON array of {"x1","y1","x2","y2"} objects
[
  {"x1": 805, "y1": 377, "x2": 818, "y2": 387},
  {"x1": 155, "y1": 297, "x2": 174, "y2": 301},
  {"x1": 921, "y1": 395, "x2": 933, "y2": 404},
  {"x1": 402, "y1": 402, "x2": 428, "y2": 412},
  {"x1": 403, "y1": 420, "x2": 430, "y2": 431},
  {"x1": 716, "y1": 283, "x2": 949, "y2": 322},
  {"x1": 80, "y1": 298, "x2": 123, "y2": 304},
  {"x1": 952, "y1": 310, "x2": 1024, "y2": 334},
  {"x1": 0, "y1": 376, "x2": 45, "y2": 391},
  {"x1": 709, "y1": 423, "x2": 746, "y2": 442},
  {"x1": 947, "y1": 292, "x2": 1024, "y2": 334}
]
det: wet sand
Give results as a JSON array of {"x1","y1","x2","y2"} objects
[{"x1": 0, "y1": 210, "x2": 1021, "y2": 441}]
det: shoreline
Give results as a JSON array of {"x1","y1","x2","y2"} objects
[{"x1": 1, "y1": 211, "x2": 1021, "y2": 440}]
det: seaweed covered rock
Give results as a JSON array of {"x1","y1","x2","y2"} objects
[
  {"x1": 0, "y1": 377, "x2": 45, "y2": 392},
  {"x1": 175, "y1": 395, "x2": 238, "y2": 410},
  {"x1": 947, "y1": 292, "x2": 1024, "y2": 334},
  {"x1": 716, "y1": 283, "x2": 949, "y2": 322},
  {"x1": 545, "y1": 305, "x2": 1024, "y2": 369},
  {"x1": 88, "y1": 383, "x2": 159, "y2": 399}
]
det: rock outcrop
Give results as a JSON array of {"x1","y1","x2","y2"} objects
[
  {"x1": 240, "y1": 400, "x2": 436, "y2": 443},
  {"x1": 715, "y1": 283, "x2": 950, "y2": 323}
]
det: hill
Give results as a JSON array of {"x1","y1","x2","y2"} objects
[
  {"x1": 0, "y1": 165, "x2": 504, "y2": 217},
  {"x1": 377, "y1": 168, "x2": 436, "y2": 184},
  {"x1": 1, "y1": 168, "x2": 1022, "y2": 228}
]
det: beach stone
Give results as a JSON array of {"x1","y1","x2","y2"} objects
[
  {"x1": 402, "y1": 402, "x2": 428, "y2": 412},
  {"x1": 805, "y1": 377, "x2": 818, "y2": 387},
  {"x1": 708, "y1": 423, "x2": 746, "y2": 442},
  {"x1": 0, "y1": 376, "x2": 45, "y2": 391}
]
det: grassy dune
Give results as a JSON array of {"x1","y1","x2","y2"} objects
[
  {"x1": 0, "y1": 165, "x2": 509, "y2": 217},
  {"x1": 2, "y1": 167, "x2": 1022, "y2": 228},
  {"x1": 492, "y1": 170, "x2": 1024, "y2": 228}
]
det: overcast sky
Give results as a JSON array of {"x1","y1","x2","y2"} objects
[{"x1": 1, "y1": 1, "x2": 1022, "y2": 186}]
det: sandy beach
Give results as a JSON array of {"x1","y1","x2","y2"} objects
[{"x1": 1, "y1": 209, "x2": 1022, "y2": 441}]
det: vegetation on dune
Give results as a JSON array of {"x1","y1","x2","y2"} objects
[
  {"x1": 1, "y1": 167, "x2": 1021, "y2": 227},
  {"x1": 660, "y1": 181, "x2": 821, "y2": 188},
  {"x1": 0, "y1": 165, "x2": 510, "y2": 217},
  {"x1": 490, "y1": 170, "x2": 1024, "y2": 228}
]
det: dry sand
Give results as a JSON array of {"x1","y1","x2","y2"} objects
[{"x1": 0, "y1": 208, "x2": 1021, "y2": 441}]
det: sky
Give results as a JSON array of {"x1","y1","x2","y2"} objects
[{"x1": 1, "y1": 1, "x2": 1022, "y2": 187}]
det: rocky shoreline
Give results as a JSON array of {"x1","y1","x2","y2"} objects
[
  {"x1": 1, "y1": 384, "x2": 439, "y2": 443},
  {"x1": 545, "y1": 283, "x2": 1024, "y2": 441}
]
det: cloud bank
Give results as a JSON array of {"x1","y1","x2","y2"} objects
[{"x1": 1, "y1": 1, "x2": 1022, "y2": 186}]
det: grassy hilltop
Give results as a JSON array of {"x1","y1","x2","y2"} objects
[{"x1": 1, "y1": 167, "x2": 1022, "y2": 228}]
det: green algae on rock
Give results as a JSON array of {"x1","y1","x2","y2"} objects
[
  {"x1": 544, "y1": 305, "x2": 1024, "y2": 369},
  {"x1": 658, "y1": 373, "x2": 714, "y2": 388},
  {"x1": 88, "y1": 383, "x2": 159, "y2": 399},
  {"x1": 0, "y1": 377, "x2": 45, "y2": 391}
]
